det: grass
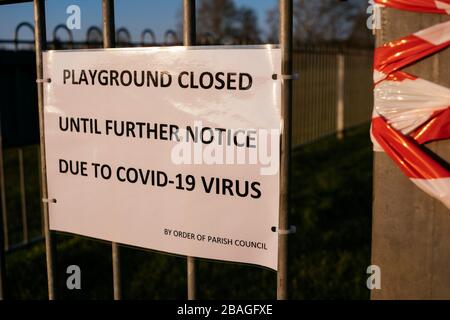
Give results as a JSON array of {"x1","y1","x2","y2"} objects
[{"x1": 3, "y1": 124, "x2": 372, "y2": 299}]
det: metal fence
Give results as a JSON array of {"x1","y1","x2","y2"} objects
[
  {"x1": 0, "y1": 20, "x2": 218, "y2": 50},
  {"x1": 0, "y1": 0, "x2": 374, "y2": 300},
  {"x1": 292, "y1": 46, "x2": 373, "y2": 145}
]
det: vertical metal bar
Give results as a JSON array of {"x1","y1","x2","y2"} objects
[
  {"x1": 18, "y1": 148, "x2": 28, "y2": 243},
  {"x1": 310, "y1": 50, "x2": 316, "y2": 142},
  {"x1": 311, "y1": 49, "x2": 317, "y2": 142},
  {"x1": 292, "y1": 52, "x2": 298, "y2": 146},
  {"x1": 187, "y1": 257, "x2": 196, "y2": 299},
  {"x1": 0, "y1": 131, "x2": 7, "y2": 251},
  {"x1": 330, "y1": 48, "x2": 337, "y2": 136},
  {"x1": 111, "y1": 243, "x2": 121, "y2": 299},
  {"x1": 303, "y1": 50, "x2": 308, "y2": 144},
  {"x1": 326, "y1": 48, "x2": 333, "y2": 136},
  {"x1": 310, "y1": 49, "x2": 315, "y2": 143},
  {"x1": 278, "y1": 0, "x2": 292, "y2": 300},
  {"x1": 103, "y1": 0, "x2": 115, "y2": 48},
  {"x1": 0, "y1": 229, "x2": 3, "y2": 299},
  {"x1": 312, "y1": 49, "x2": 317, "y2": 141},
  {"x1": 0, "y1": 120, "x2": 6, "y2": 299},
  {"x1": 183, "y1": 0, "x2": 196, "y2": 46},
  {"x1": 319, "y1": 48, "x2": 325, "y2": 139},
  {"x1": 332, "y1": 49, "x2": 339, "y2": 134},
  {"x1": 183, "y1": 0, "x2": 197, "y2": 300},
  {"x1": 304, "y1": 50, "x2": 311, "y2": 143},
  {"x1": 336, "y1": 53, "x2": 345, "y2": 139},
  {"x1": 101, "y1": 0, "x2": 121, "y2": 300},
  {"x1": 33, "y1": 0, "x2": 58, "y2": 300},
  {"x1": 320, "y1": 49, "x2": 326, "y2": 138}
]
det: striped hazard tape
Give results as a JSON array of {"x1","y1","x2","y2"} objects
[
  {"x1": 375, "y1": 0, "x2": 450, "y2": 14},
  {"x1": 374, "y1": 20, "x2": 450, "y2": 84},
  {"x1": 371, "y1": 16, "x2": 450, "y2": 208}
]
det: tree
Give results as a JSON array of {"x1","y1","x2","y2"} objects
[
  {"x1": 197, "y1": 0, "x2": 238, "y2": 43},
  {"x1": 178, "y1": 0, "x2": 260, "y2": 44},
  {"x1": 235, "y1": 7, "x2": 261, "y2": 44},
  {"x1": 266, "y1": 0, "x2": 367, "y2": 46}
]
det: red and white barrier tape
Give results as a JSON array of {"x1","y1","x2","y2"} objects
[
  {"x1": 371, "y1": 13, "x2": 450, "y2": 208},
  {"x1": 374, "y1": 71, "x2": 450, "y2": 141},
  {"x1": 374, "y1": 20, "x2": 450, "y2": 83},
  {"x1": 375, "y1": 0, "x2": 450, "y2": 14}
]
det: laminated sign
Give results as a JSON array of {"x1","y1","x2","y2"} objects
[{"x1": 43, "y1": 46, "x2": 281, "y2": 270}]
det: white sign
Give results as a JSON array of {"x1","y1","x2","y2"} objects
[{"x1": 43, "y1": 46, "x2": 281, "y2": 270}]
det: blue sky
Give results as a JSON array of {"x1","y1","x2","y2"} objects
[{"x1": 0, "y1": 0, "x2": 277, "y2": 43}]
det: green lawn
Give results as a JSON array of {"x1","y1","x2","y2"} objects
[{"x1": 3, "y1": 124, "x2": 372, "y2": 299}]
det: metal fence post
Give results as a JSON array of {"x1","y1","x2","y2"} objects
[
  {"x1": 33, "y1": 0, "x2": 58, "y2": 300},
  {"x1": 0, "y1": 130, "x2": 7, "y2": 252},
  {"x1": 183, "y1": 0, "x2": 197, "y2": 301},
  {"x1": 0, "y1": 119, "x2": 6, "y2": 299},
  {"x1": 101, "y1": 0, "x2": 122, "y2": 300},
  {"x1": 14, "y1": 25, "x2": 31, "y2": 245},
  {"x1": 336, "y1": 53, "x2": 345, "y2": 140},
  {"x1": 278, "y1": 0, "x2": 292, "y2": 300},
  {"x1": 18, "y1": 148, "x2": 29, "y2": 243},
  {"x1": 183, "y1": 0, "x2": 196, "y2": 46}
]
